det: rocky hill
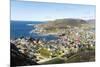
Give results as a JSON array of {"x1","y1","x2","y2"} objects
[
  {"x1": 10, "y1": 43, "x2": 38, "y2": 66},
  {"x1": 33, "y1": 18, "x2": 95, "y2": 35},
  {"x1": 36, "y1": 18, "x2": 87, "y2": 29}
]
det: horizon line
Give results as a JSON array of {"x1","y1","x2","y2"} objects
[{"x1": 11, "y1": 18, "x2": 95, "y2": 21}]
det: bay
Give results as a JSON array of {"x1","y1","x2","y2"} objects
[{"x1": 10, "y1": 21, "x2": 58, "y2": 41}]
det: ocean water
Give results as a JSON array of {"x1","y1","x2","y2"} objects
[{"x1": 10, "y1": 21, "x2": 58, "y2": 41}]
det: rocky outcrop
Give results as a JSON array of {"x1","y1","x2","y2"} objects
[{"x1": 10, "y1": 43, "x2": 38, "y2": 66}]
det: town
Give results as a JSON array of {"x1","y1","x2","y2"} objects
[{"x1": 11, "y1": 26, "x2": 95, "y2": 64}]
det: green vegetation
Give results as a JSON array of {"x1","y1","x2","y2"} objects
[
  {"x1": 41, "y1": 50, "x2": 95, "y2": 64},
  {"x1": 41, "y1": 57, "x2": 65, "y2": 64},
  {"x1": 66, "y1": 50, "x2": 95, "y2": 63},
  {"x1": 38, "y1": 48, "x2": 51, "y2": 58}
]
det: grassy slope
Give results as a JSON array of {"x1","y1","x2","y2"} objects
[{"x1": 40, "y1": 50, "x2": 95, "y2": 64}]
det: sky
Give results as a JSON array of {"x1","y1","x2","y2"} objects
[{"x1": 11, "y1": 0, "x2": 96, "y2": 21}]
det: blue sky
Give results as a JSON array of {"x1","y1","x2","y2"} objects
[{"x1": 11, "y1": 0, "x2": 96, "y2": 21}]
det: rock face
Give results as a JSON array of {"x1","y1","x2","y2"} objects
[{"x1": 10, "y1": 43, "x2": 38, "y2": 66}]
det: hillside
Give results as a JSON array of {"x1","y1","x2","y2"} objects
[
  {"x1": 36, "y1": 18, "x2": 87, "y2": 29},
  {"x1": 86, "y1": 19, "x2": 95, "y2": 24},
  {"x1": 33, "y1": 18, "x2": 95, "y2": 35},
  {"x1": 39, "y1": 50, "x2": 95, "y2": 64}
]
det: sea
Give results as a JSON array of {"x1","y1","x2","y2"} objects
[{"x1": 10, "y1": 21, "x2": 58, "y2": 41}]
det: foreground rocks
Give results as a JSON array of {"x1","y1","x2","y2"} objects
[{"x1": 10, "y1": 43, "x2": 38, "y2": 67}]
